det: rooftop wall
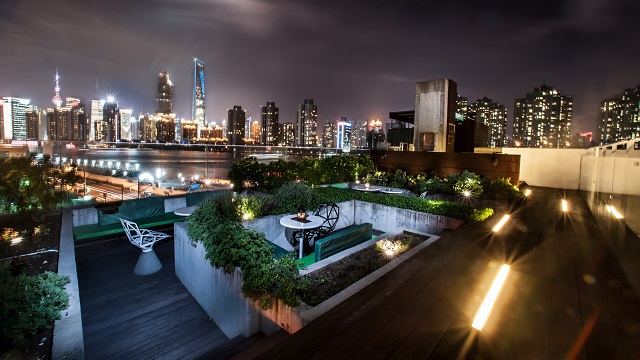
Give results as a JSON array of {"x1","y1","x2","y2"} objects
[{"x1": 502, "y1": 148, "x2": 586, "y2": 189}]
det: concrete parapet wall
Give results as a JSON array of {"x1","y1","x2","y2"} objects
[
  {"x1": 353, "y1": 200, "x2": 464, "y2": 234},
  {"x1": 72, "y1": 208, "x2": 98, "y2": 227},
  {"x1": 163, "y1": 197, "x2": 187, "y2": 213}
]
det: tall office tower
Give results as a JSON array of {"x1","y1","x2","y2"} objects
[
  {"x1": 227, "y1": 105, "x2": 245, "y2": 145},
  {"x1": 250, "y1": 120, "x2": 261, "y2": 144},
  {"x1": 193, "y1": 58, "x2": 206, "y2": 126},
  {"x1": 322, "y1": 123, "x2": 335, "y2": 148},
  {"x1": 280, "y1": 122, "x2": 296, "y2": 147},
  {"x1": 0, "y1": 102, "x2": 3, "y2": 139},
  {"x1": 25, "y1": 107, "x2": 40, "y2": 139},
  {"x1": 350, "y1": 119, "x2": 368, "y2": 148},
  {"x1": 414, "y1": 79, "x2": 457, "y2": 152},
  {"x1": 64, "y1": 98, "x2": 88, "y2": 141},
  {"x1": 90, "y1": 99, "x2": 104, "y2": 141},
  {"x1": 102, "y1": 99, "x2": 120, "y2": 142},
  {"x1": 154, "y1": 113, "x2": 176, "y2": 143},
  {"x1": 244, "y1": 116, "x2": 252, "y2": 140},
  {"x1": 456, "y1": 95, "x2": 470, "y2": 121},
  {"x1": 336, "y1": 120, "x2": 352, "y2": 149},
  {"x1": 513, "y1": 84, "x2": 573, "y2": 148},
  {"x1": 260, "y1": 101, "x2": 279, "y2": 146},
  {"x1": 120, "y1": 109, "x2": 133, "y2": 141},
  {"x1": 46, "y1": 109, "x2": 59, "y2": 141},
  {"x1": 139, "y1": 114, "x2": 156, "y2": 142},
  {"x1": 2, "y1": 97, "x2": 31, "y2": 140},
  {"x1": 130, "y1": 116, "x2": 140, "y2": 140},
  {"x1": 156, "y1": 71, "x2": 173, "y2": 114},
  {"x1": 597, "y1": 85, "x2": 640, "y2": 144},
  {"x1": 470, "y1": 97, "x2": 508, "y2": 147},
  {"x1": 221, "y1": 119, "x2": 228, "y2": 139},
  {"x1": 296, "y1": 99, "x2": 317, "y2": 147}
]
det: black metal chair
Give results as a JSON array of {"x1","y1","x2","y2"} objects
[{"x1": 288, "y1": 203, "x2": 340, "y2": 255}]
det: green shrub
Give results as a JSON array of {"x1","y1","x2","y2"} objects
[
  {"x1": 238, "y1": 193, "x2": 278, "y2": 219},
  {"x1": 450, "y1": 170, "x2": 483, "y2": 196},
  {"x1": 228, "y1": 157, "x2": 266, "y2": 191},
  {"x1": 242, "y1": 254, "x2": 301, "y2": 310},
  {"x1": 481, "y1": 178, "x2": 523, "y2": 202},
  {"x1": 0, "y1": 263, "x2": 70, "y2": 342},
  {"x1": 313, "y1": 187, "x2": 492, "y2": 222},
  {"x1": 272, "y1": 182, "x2": 319, "y2": 215}
]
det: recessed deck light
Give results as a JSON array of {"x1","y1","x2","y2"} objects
[
  {"x1": 492, "y1": 215, "x2": 510, "y2": 232},
  {"x1": 562, "y1": 199, "x2": 568, "y2": 212},
  {"x1": 472, "y1": 264, "x2": 511, "y2": 331}
]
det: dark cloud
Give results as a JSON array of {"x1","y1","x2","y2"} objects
[{"x1": 0, "y1": 0, "x2": 638, "y2": 133}]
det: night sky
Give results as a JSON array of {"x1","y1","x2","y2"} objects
[{"x1": 1, "y1": 0, "x2": 639, "y2": 134}]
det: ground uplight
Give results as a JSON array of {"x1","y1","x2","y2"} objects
[
  {"x1": 562, "y1": 199, "x2": 568, "y2": 212},
  {"x1": 472, "y1": 264, "x2": 511, "y2": 331},
  {"x1": 493, "y1": 215, "x2": 510, "y2": 232}
]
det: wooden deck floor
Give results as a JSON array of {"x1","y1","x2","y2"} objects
[
  {"x1": 239, "y1": 188, "x2": 640, "y2": 359},
  {"x1": 76, "y1": 228, "x2": 234, "y2": 360}
]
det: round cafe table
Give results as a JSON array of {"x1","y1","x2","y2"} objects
[
  {"x1": 174, "y1": 206, "x2": 198, "y2": 217},
  {"x1": 280, "y1": 214, "x2": 323, "y2": 258}
]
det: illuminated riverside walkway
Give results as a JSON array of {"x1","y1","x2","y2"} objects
[{"x1": 239, "y1": 188, "x2": 640, "y2": 359}]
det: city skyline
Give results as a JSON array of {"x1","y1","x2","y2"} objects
[{"x1": 1, "y1": 0, "x2": 639, "y2": 134}]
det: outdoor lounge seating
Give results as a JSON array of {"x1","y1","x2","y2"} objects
[
  {"x1": 289, "y1": 202, "x2": 340, "y2": 254},
  {"x1": 313, "y1": 223, "x2": 373, "y2": 261},
  {"x1": 120, "y1": 218, "x2": 171, "y2": 275}
]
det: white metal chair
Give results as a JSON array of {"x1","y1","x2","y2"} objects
[{"x1": 120, "y1": 218, "x2": 171, "y2": 275}]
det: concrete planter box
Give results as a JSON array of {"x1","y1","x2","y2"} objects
[{"x1": 174, "y1": 200, "x2": 463, "y2": 337}]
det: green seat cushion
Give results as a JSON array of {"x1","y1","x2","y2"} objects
[
  {"x1": 297, "y1": 253, "x2": 316, "y2": 268},
  {"x1": 98, "y1": 197, "x2": 165, "y2": 225},
  {"x1": 73, "y1": 212, "x2": 184, "y2": 240},
  {"x1": 314, "y1": 223, "x2": 373, "y2": 262},
  {"x1": 267, "y1": 241, "x2": 292, "y2": 260}
]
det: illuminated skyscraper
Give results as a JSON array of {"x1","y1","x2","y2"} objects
[
  {"x1": 336, "y1": 119, "x2": 352, "y2": 149},
  {"x1": 260, "y1": 101, "x2": 279, "y2": 146},
  {"x1": 120, "y1": 109, "x2": 133, "y2": 141},
  {"x1": 25, "y1": 107, "x2": 40, "y2": 140},
  {"x1": 193, "y1": 59, "x2": 206, "y2": 126},
  {"x1": 513, "y1": 84, "x2": 573, "y2": 148},
  {"x1": 90, "y1": 99, "x2": 104, "y2": 141},
  {"x1": 52, "y1": 69, "x2": 63, "y2": 109},
  {"x1": 251, "y1": 120, "x2": 261, "y2": 144},
  {"x1": 102, "y1": 99, "x2": 120, "y2": 142},
  {"x1": 597, "y1": 85, "x2": 640, "y2": 144},
  {"x1": 297, "y1": 99, "x2": 317, "y2": 147},
  {"x1": 279, "y1": 122, "x2": 296, "y2": 147},
  {"x1": 2, "y1": 97, "x2": 31, "y2": 140},
  {"x1": 156, "y1": 71, "x2": 173, "y2": 114},
  {"x1": 227, "y1": 105, "x2": 245, "y2": 145}
]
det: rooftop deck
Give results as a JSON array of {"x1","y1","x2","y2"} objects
[
  {"x1": 238, "y1": 187, "x2": 640, "y2": 359},
  {"x1": 75, "y1": 228, "x2": 256, "y2": 359}
]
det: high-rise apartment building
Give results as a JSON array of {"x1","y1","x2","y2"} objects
[
  {"x1": 250, "y1": 120, "x2": 261, "y2": 144},
  {"x1": 279, "y1": 122, "x2": 296, "y2": 147},
  {"x1": 456, "y1": 96, "x2": 469, "y2": 122},
  {"x1": 139, "y1": 114, "x2": 155, "y2": 142},
  {"x1": 297, "y1": 99, "x2": 317, "y2": 147},
  {"x1": 513, "y1": 84, "x2": 573, "y2": 148},
  {"x1": 227, "y1": 105, "x2": 245, "y2": 145},
  {"x1": 260, "y1": 101, "x2": 279, "y2": 146},
  {"x1": 350, "y1": 119, "x2": 368, "y2": 148},
  {"x1": 322, "y1": 123, "x2": 335, "y2": 148},
  {"x1": 336, "y1": 120, "x2": 352, "y2": 149},
  {"x1": 90, "y1": 99, "x2": 104, "y2": 141},
  {"x1": 156, "y1": 71, "x2": 173, "y2": 114},
  {"x1": 193, "y1": 59, "x2": 206, "y2": 126},
  {"x1": 155, "y1": 113, "x2": 176, "y2": 143},
  {"x1": 471, "y1": 97, "x2": 507, "y2": 147},
  {"x1": 2, "y1": 97, "x2": 31, "y2": 140},
  {"x1": 244, "y1": 117, "x2": 252, "y2": 141},
  {"x1": 597, "y1": 86, "x2": 640, "y2": 145}
]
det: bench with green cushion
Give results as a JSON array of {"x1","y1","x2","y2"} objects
[
  {"x1": 314, "y1": 223, "x2": 373, "y2": 262},
  {"x1": 73, "y1": 212, "x2": 184, "y2": 240}
]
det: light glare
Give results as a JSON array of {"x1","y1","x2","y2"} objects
[
  {"x1": 562, "y1": 199, "x2": 568, "y2": 212},
  {"x1": 492, "y1": 214, "x2": 510, "y2": 232},
  {"x1": 472, "y1": 264, "x2": 511, "y2": 331},
  {"x1": 524, "y1": 189, "x2": 532, "y2": 197},
  {"x1": 606, "y1": 205, "x2": 623, "y2": 219}
]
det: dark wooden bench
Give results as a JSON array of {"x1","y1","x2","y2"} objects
[{"x1": 313, "y1": 223, "x2": 373, "y2": 262}]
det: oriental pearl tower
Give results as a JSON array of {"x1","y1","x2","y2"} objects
[{"x1": 52, "y1": 68, "x2": 63, "y2": 109}]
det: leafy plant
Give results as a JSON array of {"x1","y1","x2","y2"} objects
[
  {"x1": 238, "y1": 193, "x2": 278, "y2": 219},
  {"x1": 449, "y1": 170, "x2": 483, "y2": 196},
  {"x1": 481, "y1": 178, "x2": 523, "y2": 202},
  {"x1": 242, "y1": 254, "x2": 301, "y2": 310},
  {"x1": 272, "y1": 182, "x2": 319, "y2": 215},
  {"x1": 0, "y1": 263, "x2": 70, "y2": 342}
]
